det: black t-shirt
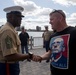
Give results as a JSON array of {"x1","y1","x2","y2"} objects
[
  {"x1": 19, "y1": 32, "x2": 29, "y2": 46},
  {"x1": 49, "y1": 26, "x2": 76, "y2": 74}
]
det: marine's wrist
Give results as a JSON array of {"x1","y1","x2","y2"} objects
[{"x1": 28, "y1": 52, "x2": 33, "y2": 59}]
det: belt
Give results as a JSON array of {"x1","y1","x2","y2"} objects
[{"x1": 0, "y1": 61, "x2": 16, "y2": 63}]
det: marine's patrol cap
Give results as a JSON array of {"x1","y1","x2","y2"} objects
[{"x1": 3, "y1": 6, "x2": 24, "y2": 17}]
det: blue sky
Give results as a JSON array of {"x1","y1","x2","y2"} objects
[{"x1": 0, "y1": 0, "x2": 76, "y2": 30}]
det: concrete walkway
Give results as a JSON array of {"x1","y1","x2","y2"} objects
[{"x1": 19, "y1": 48, "x2": 51, "y2": 75}]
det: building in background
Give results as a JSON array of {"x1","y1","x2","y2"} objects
[{"x1": 36, "y1": 26, "x2": 41, "y2": 31}]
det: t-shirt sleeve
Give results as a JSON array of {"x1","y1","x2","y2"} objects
[{"x1": 27, "y1": 33, "x2": 29, "y2": 39}]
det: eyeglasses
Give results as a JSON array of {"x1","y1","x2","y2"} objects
[{"x1": 50, "y1": 9, "x2": 66, "y2": 18}]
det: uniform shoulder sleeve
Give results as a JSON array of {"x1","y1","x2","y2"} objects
[{"x1": 1, "y1": 30, "x2": 18, "y2": 56}]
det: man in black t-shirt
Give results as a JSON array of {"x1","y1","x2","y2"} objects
[
  {"x1": 19, "y1": 26, "x2": 29, "y2": 54},
  {"x1": 32, "y1": 9, "x2": 76, "y2": 75}
]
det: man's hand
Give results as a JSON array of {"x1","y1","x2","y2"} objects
[{"x1": 32, "y1": 55, "x2": 42, "y2": 63}]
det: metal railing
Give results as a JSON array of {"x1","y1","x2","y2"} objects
[{"x1": 28, "y1": 36, "x2": 43, "y2": 49}]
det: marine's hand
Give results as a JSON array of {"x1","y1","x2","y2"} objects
[{"x1": 32, "y1": 55, "x2": 42, "y2": 62}]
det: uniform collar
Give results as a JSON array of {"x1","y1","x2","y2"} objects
[
  {"x1": 6, "y1": 22, "x2": 15, "y2": 29},
  {"x1": 6, "y1": 22, "x2": 18, "y2": 34}
]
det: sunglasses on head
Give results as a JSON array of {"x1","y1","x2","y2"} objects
[{"x1": 51, "y1": 9, "x2": 65, "y2": 18}]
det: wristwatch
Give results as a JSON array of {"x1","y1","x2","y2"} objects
[{"x1": 28, "y1": 52, "x2": 33, "y2": 59}]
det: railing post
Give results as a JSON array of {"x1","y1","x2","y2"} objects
[{"x1": 30, "y1": 36, "x2": 33, "y2": 49}]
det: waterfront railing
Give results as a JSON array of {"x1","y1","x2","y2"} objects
[{"x1": 28, "y1": 36, "x2": 43, "y2": 49}]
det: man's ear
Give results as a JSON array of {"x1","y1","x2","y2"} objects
[{"x1": 7, "y1": 13, "x2": 13, "y2": 20}]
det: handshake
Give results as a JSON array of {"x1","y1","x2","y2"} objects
[{"x1": 28, "y1": 52, "x2": 43, "y2": 62}]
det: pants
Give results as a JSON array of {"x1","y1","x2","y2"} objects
[
  {"x1": 0, "y1": 62, "x2": 20, "y2": 75},
  {"x1": 44, "y1": 41, "x2": 49, "y2": 52},
  {"x1": 21, "y1": 45, "x2": 29, "y2": 54},
  {"x1": 44, "y1": 41, "x2": 50, "y2": 62}
]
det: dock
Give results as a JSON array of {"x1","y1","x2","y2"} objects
[{"x1": 19, "y1": 48, "x2": 51, "y2": 75}]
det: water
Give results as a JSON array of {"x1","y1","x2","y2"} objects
[
  {"x1": 18, "y1": 31, "x2": 44, "y2": 37},
  {"x1": 18, "y1": 31, "x2": 44, "y2": 48}
]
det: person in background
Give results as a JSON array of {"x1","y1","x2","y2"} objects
[
  {"x1": 42, "y1": 26, "x2": 52, "y2": 62},
  {"x1": 0, "y1": 6, "x2": 32, "y2": 75},
  {"x1": 19, "y1": 26, "x2": 29, "y2": 54},
  {"x1": 32, "y1": 9, "x2": 76, "y2": 75}
]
